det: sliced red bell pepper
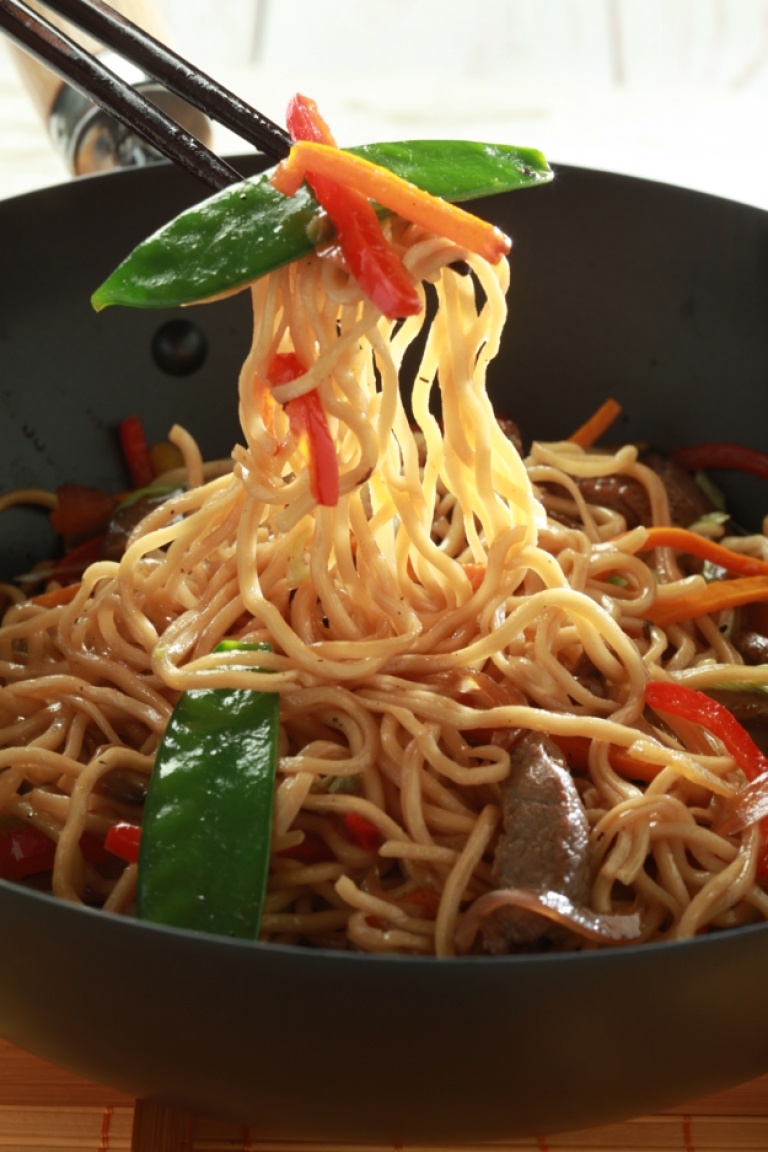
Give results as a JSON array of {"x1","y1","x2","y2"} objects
[
  {"x1": 276, "y1": 830, "x2": 335, "y2": 863},
  {"x1": 645, "y1": 681, "x2": 768, "y2": 782},
  {"x1": 0, "y1": 820, "x2": 139, "y2": 882},
  {"x1": 341, "y1": 810, "x2": 384, "y2": 851},
  {"x1": 672, "y1": 442, "x2": 768, "y2": 483},
  {"x1": 645, "y1": 680, "x2": 768, "y2": 875},
  {"x1": 0, "y1": 822, "x2": 56, "y2": 882},
  {"x1": 286, "y1": 94, "x2": 421, "y2": 320},
  {"x1": 49, "y1": 484, "x2": 119, "y2": 544},
  {"x1": 104, "y1": 821, "x2": 142, "y2": 865},
  {"x1": 119, "y1": 415, "x2": 155, "y2": 489},
  {"x1": 267, "y1": 351, "x2": 339, "y2": 507},
  {"x1": 46, "y1": 534, "x2": 106, "y2": 585}
]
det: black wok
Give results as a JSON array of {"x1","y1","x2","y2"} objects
[{"x1": 0, "y1": 159, "x2": 767, "y2": 1144}]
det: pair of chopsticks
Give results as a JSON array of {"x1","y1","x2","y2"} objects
[{"x1": 0, "y1": 0, "x2": 292, "y2": 188}]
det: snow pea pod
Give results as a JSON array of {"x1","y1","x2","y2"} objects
[
  {"x1": 92, "y1": 139, "x2": 551, "y2": 311},
  {"x1": 136, "y1": 641, "x2": 279, "y2": 940}
]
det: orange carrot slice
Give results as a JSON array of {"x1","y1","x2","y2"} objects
[
  {"x1": 270, "y1": 141, "x2": 511, "y2": 264},
  {"x1": 569, "y1": 398, "x2": 622, "y2": 449},
  {"x1": 648, "y1": 575, "x2": 768, "y2": 627},
  {"x1": 638, "y1": 527, "x2": 768, "y2": 579},
  {"x1": 29, "y1": 583, "x2": 82, "y2": 609}
]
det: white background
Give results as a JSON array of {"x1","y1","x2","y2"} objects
[{"x1": 0, "y1": 0, "x2": 766, "y2": 207}]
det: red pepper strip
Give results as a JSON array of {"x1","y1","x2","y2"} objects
[
  {"x1": 286, "y1": 94, "x2": 421, "y2": 320},
  {"x1": 276, "y1": 831, "x2": 335, "y2": 863},
  {"x1": 0, "y1": 821, "x2": 145, "y2": 883},
  {"x1": 49, "y1": 484, "x2": 119, "y2": 544},
  {"x1": 46, "y1": 534, "x2": 106, "y2": 585},
  {"x1": 272, "y1": 141, "x2": 511, "y2": 265},
  {"x1": 267, "y1": 352, "x2": 339, "y2": 507},
  {"x1": 646, "y1": 681, "x2": 768, "y2": 781},
  {"x1": 104, "y1": 821, "x2": 142, "y2": 865},
  {"x1": 0, "y1": 823, "x2": 56, "y2": 882},
  {"x1": 672, "y1": 442, "x2": 768, "y2": 483},
  {"x1": 341, "y1": 811, "x2": 384, "y2": 851},
  {"x1": 645, "y1": 681, "x2": 768, "y2": 876},
  {"x1": 119, "y1": 416, "x2": 155, "y2": 489}
]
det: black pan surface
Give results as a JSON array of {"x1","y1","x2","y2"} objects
[{"x1": 0, "y1": 159, "x2": 767, "y2": 1143}]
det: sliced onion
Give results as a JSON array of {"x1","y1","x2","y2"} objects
[
  {"x1": 455, "y1": 887, "x2": 642, "y2": 953},
  {"x1": 713, "y1": 770, "x2": 768, "y2": 837}
]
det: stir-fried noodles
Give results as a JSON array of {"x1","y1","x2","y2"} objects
[{"x1": 1, "y1": 212, "x2": 768, "y2": 956}]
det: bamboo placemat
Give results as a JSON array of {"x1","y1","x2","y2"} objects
[{"x1": 3, "y1": 1037, "x2": 768, "y2": 1152}]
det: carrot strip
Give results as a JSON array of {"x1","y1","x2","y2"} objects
[
  {"x1": 29, "y1": 583, "x2": 82, "y2": 609},
  {"x1": 552, "y1": 734, "x2": 661, "y2": 782},
  {"x1": 569, "y1": 398, "x2": 622, "y2": 449},
  {"x1": 638, "y1": 527, "x2": 768, "y2": 578},
  {"x1": 270, "y1": 141, "x2": 511, "y2": 264},
  {"x1": 647, "y1": 575, "x2": 768, "y2": 627}
]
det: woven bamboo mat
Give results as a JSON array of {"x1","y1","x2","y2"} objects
[{"x1": 3, "y1": 1038, "x2": 768, "y2": 1152}]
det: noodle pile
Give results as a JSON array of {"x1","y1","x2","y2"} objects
[{"x1": 1, "y1": 216, "x2": 768, "y2": 956}]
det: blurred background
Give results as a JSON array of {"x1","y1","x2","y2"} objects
[{"x1": 1, "y1": 0, "x2": 766, "y2": 206}]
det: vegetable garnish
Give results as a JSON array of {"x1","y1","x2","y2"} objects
[
  {"x1": 29, "y1": 583, "x2": 82, "y2": 610},
  {"x1": 0, "y1": 819, "x2": 141, "y2": 881},
  {"x1": 266, "y1": 351, "x2": 339, "y2": 507},
  {"x1": 270, "y1": 141, "x2": 512, "y2": 265},
  {"x1": 42, "y1": 535, "x2": 106, "y2": 586},
  {"x1": 49, "y1": 484, "x2": 119, "y2": 543},
  {"x1": 636, "y1": 527, "x2": 768, "y2": 579},
  {"x1": 104, "y1": 821, "x2": 141, "y2": 865},
  {"x1": 673, "y1": 442, "x2": 768, "y2": 483},
  {"x1": 553, "y1": 734, "x2": 661, "y2": 783},
  {"x1": 341, "y1": 811, "x2": 385, "y2": 852},
  {"x1": 0, "y1": 820, "x2": 56, "y2": 882},
  {"x1": 568, "y1": 398, "x2": 622, "y2": 449},
  {"x1": 286, "y1": 94, "x2": 421, "y2": 319},
  {"x1": 647, "y1": 574, "x2": 768, "y2": 628},
  {"x1": 118, "y1": 415, "x2": 155, "y2": 489},
  {"x1": 645, "y1": 681, "x2": 768, "y2": 782},
  {"x1": 91, "y1": 139, "x2": 551, "y2": 311},
  {"x1": 646, "y1": 681, "x2": 768, "y2": 874},
  {"x1": 136, "y1": 642, "x2": 279, "y2": 939}
]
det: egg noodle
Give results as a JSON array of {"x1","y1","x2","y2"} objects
[{"x1": 1, "y1": 217, "x2": 768, "y2": 956}]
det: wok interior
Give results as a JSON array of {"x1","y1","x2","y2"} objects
[
  {"x1": 0, "y1": 159, "x2": 766, "y2": 583},
  {"x1": 0, "y1": 161, "x2": 767, "y2": 1141}
]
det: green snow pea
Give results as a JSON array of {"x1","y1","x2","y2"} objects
[
  {"x1": 136, "y1": 641, "x2": 279, "y2": 939},
  {"x1": 92, "y1": 139, "x2": 552, "y2": 311}
]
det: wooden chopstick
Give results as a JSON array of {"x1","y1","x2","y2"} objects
[{"x1": 0, "y1": 0, "x2": 290, "y2": 189}]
